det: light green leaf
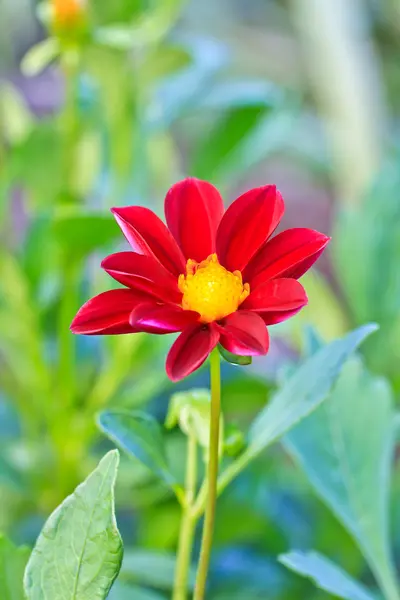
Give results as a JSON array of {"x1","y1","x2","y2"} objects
[
  {"x1": 0, "y1": 84, "x2": 33, "y2": 145},
  {"x1": 166, "y1": 389, "x2": 224, "y2": 459},
  {"x1": 0, "y1": 534, "x2": 30, "y2": 600},
  {"x1": 248, "y1": 324, "x2": 377, "y2": 457},
  {"x1": 21, "y1": 38, "x2": 60, "y2": 77},
  {"x1": 24, "y1": 450, "x2": 123, "y2": 600},
  {"x1": 120, "y1": 550, "x2": 195, "y2": 591},
  {"x1": 98, "y1": 410, "x2": 176, "y2": 487},
  {"x1": 284, "y1": 358, "x2": 399, "y2": 600},
  {"x1": 279, "y1": 550, "x2": 376, "y2": 600}
]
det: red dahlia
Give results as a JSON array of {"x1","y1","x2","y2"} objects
[{"x1": 71, "y1": 178, "x2": 330, "y2": 381}]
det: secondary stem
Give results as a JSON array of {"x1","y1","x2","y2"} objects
[
  {"x1": 193, "y1": 348, "x2": 221, "y2": 600},
  {"x1": 173, "y1": 433, "x2": 197, "y2": 600}
]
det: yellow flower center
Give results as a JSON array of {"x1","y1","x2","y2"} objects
[{"x1": 178, "y1": 254, "x2": 250, "y2": 323}]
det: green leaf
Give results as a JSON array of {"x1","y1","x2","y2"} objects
[
  {"x1": 24, "y1": 450, "x2": 123, "y2": 600},
  {"x1": 98, "y1": 410, "x2": 176, "y2": 486},
  {"x1": 0, "y1": 84, "x2": 33, "y2": 145},
  {"x1": 218, "y1": 344, "x2": 252, "y2": 366},
  {"x1": 120, "y1": 550, "x2": 195, "y2": 591},
  {"x1": 284, "y1": 357, "x2": 399, "y2": 600},
  {"x1": 279, "y1": 550, "x2": 376, "y2": 600},
  {"x1": 21, "y1": 38, "x2": 60, "y2": 77},
  {"x1": 0, "y1": 534, "x2": 30, "y2": 600},
  {"x1": 248, "y1": 324, "x2": 377, "y2": 458},
  {"x1": 51, "y1": 209, "x2": 121, "y2": 260}
]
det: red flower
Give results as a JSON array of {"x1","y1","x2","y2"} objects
[{"x1": 71, "y1": 179, "x2": 330, "y2": 381}]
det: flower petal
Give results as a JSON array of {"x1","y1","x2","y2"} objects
[
  {"x1": 244, "y1": 228, "x2": 330, "y2": 287},
  {"x1": 217, "y1": 311, "x2": 269, "y2": 356},
  {"x1": 164, "y1": 178, "x2": 225, "y2": 262},
  {"x1": 216, "y1": 185, "x2": 284, "y2": 272},
  {"x1": 130, "y1": 303, "x2": 200, "y2": 334},
  {"x1": 111, "y1": 206, "x2": 186, "y2": 276},
  {"x1": 101, "y1": 252, "x2": 181, "y2": 303},
  {"x1": 241, "y1": 278, "x2": 308, "y2": 324},
  {"x1": 166, "y1": 323, "x2": 220, "y2": 382},
  {"x1": 70, "y1": 289, "x2": 149, "y2": 335}
]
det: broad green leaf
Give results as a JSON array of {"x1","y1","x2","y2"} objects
[
  {"x1": 98, "y1": 410, "x2": 176, "y2": 486},
  {"x1": 21, "y1": 38, "x2": 60, "y2": 77},
  {"x1": 218, "y1": 345, "x2": 252, "y2": 366},
  {"x1": 0, "y1": 534, "x2": 30, "y2": 600},
  {"x1": 24, "y1": 450, "x2": 123, "y2": 600},
  {"x1": 284, "y1": 358, "x2": 399, "y2": 600},
  {"x1": 120, "y1": 550, "x2": 195, "y2": 591},
  {"x1": 279, "y1": 550, "x2": 376, "y2": 600},
  {"x1": 248, "y1": 324, "x2": 377, "y2": 458},
  {"x1": 51, "y1": 209, "x2": 120, "y2": 260}
]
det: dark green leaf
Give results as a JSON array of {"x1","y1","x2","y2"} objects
[
  {"x1": 98, "y1": 410, "x2": 176, "y2": 486},
  {"x1": 24, "y1": 450, "x2": 123, "y2": 600}
]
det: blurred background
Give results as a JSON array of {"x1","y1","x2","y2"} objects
[{"x1": 1, "y1": 0, "x2": 400, "y2": 598}]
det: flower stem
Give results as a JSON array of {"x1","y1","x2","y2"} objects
[
  {"x1": 193, "y1": 348, "x2": 221, "y2": 600},
  {"x1": 173, "y1": 432, "x2": 197, "y2": 600}
]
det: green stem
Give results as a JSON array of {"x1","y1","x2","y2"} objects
[
  {"x1": 193, "y1": 348, "x2": 221, "y2": 600},
  {"x1": 173, "y1": 432, "x2": 198, "y2": 600}
]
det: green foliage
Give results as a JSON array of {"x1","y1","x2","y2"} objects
[
  {"x1": 248, "y1": 324, "x2": 377, "y2": 458},
  {"x1": 24, "y1": 451, "x2": 123, "y2": 600},
  {"x1": 98, "y1": 410, "x2": 177, "y2": 487},
  {"x1": 0, "y1": 534, "x2": 30, "y2": 600},
  {"x1": 279, "y1": 551, "x2": 376, "y2": 600},
  {"x1": 284, "y1": 357, "x2": 399, "y2": 599}
]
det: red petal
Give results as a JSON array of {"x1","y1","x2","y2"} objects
[
  {"x1": 70, "y1": 289, "x2": 149, "y2": 335},
  {"x1": 217, "y1": 311, "x2": 269, "y2": 356},
  {"x1": 166, "y1": 324, "x2": 220, "y2": 382},
  {"x1": 130, "y1": 303, "x2": 200, "y2": 334},
  {"x1": 216, "y1": 185, "x2": 284, "y2": 272},
  {"x1": 111, "y1": 206, "x2": 185, "y2": 276},
  {"x1": 244, "y1": 228, "x2": 330, "y2": 287},
  {"x1": 164, "y1": 178, "x2": 225, "y2": 262},
  {"x1": 242, "y1": 278, "x2": 308, "y2": 324},
  {"x1": 101, "y1": 252, "x2": 181, "y2": 303}
]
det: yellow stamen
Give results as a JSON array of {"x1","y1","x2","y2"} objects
[{"x1": 178, "y1": 253, "x2": 250, "y2": 323}]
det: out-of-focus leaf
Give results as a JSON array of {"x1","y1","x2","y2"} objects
[
  {"x1": 290, "y1": 271, "x2": 349, "y2": 345},
  {"x1": 279, "y1": 550, "x2": 376, "y2": 600},
  {"x1": 0, "y1": 534, "x2": 30, "y2": 600},
  {"x1": 198, "y1": 79, "x2": 282, "y2": 110},
  {"x1": 247, "y1": 324, "x2": 377, "y2": 458},
  {"x1": 21, "y1": 38, "x2": 60, "y2": 77},
  {"x1": 218, "y1": 345, "x2": 252, "y2": 366},
  {"x1": 190, "y1": 105, "x2": 267, "y2": 181},
  {"x1": 284, "y1": 358, "x2": 399, "y2": 600},
  {"x1": 51, "y1": 209, "x2": 120, "y2": 260},
  {"x1": 98, "y1": 410, "x2": 176, "y2": 487},
  {"x1": 141, "y1": 44, "x2": 192, "y2": 82},
  {"x1": 120, "y1": 550, "x2": 195, "y2": 591},
  {"x1": 24, "y1": 450, "x2": 123, "y2": 600},
  {"x1": 108, "y1": 581, "x2": 164, "y2": 600},
  {"x1": 71, "y1": 131, "x2": 102, "y2": 197},
  {"x1": 0, "y1": 84, "x2": 33, "y2": 145}
]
